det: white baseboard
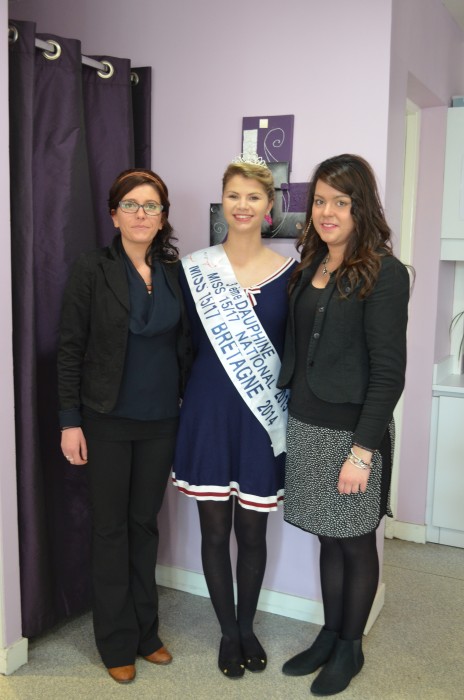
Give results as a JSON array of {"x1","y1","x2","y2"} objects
[
  {"x1": 384, "y1": 519, "x2": 426, "y2": 543},
  {"x1": 156, "y1": 565, "x2": 384, "y2": 636},
  {"x1": 0, "y1": 636, "x2": 28, "y2": 675},
  {"x1": 426, "y1": 523, "x2": 464, "y2": 548}
]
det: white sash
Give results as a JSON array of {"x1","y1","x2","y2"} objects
[{"x1": 182, "y1": 245, "x2": 288, "y2": 456}]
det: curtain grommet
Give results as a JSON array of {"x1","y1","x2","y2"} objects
[
  {"x1": 8, "y1": 25, "x2": 19, "y2": 44},
  {"x1": 130, "y1": 71, "x2": 139, "y2": 86},
  {"x1": 42, "y1": 39, "x2": 62, "y2": 61},
  {"x1": 97, "y1": 60, "x2": 114, "y2": 79}
]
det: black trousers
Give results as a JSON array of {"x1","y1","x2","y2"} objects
[{"x1": 85, "y1": 418, "x2": 177, "y2": 668}]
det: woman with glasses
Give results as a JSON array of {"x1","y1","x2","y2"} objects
[{"x1": 58, "y1": 168, "x2": 191, "y2": 684}]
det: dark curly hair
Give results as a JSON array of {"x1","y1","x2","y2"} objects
[
  {"x1": 290, "y1": 154, "x2": 393, "y2": 298},
  {"x1": 108, "y1": 168, "x2": 179, "y2": 264}
]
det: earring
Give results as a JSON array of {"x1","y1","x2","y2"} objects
[{"x1": 301, "y1": 217, "x2": 312, "y2": 244}]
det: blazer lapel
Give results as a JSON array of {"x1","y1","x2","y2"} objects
[{"x1": 100, "y1": 255, "x2": 130, "y2": 311}]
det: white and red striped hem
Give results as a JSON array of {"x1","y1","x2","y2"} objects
[{"x1": 171, "y1": 474, "x2": 284, "y2": 512}]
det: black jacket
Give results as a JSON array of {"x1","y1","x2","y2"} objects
[
  {"x1": 57, "y1": 236, "x2": 192, "y2": 427},
  {"x1": 278, "y1": 252, "x2": 410, "y2": 449}
]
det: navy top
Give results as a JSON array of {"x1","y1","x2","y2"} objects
[
  {"x1": 109, "y1": 254, "x2": 180, "y2": 420},
  {"x1": 172, "y1": 257, "x2": 296, "y2": 511}
]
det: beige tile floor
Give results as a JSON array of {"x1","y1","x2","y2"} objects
[{"x1": 0, "y1": 538, "x2": 463, "y2": 699}]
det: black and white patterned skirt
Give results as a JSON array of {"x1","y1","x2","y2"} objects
[{"x1": 283, "y1": 416, "x2": 393, "y2": 538}]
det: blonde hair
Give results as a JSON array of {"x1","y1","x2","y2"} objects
[{"x1": 222, "y1": 161, "x2": 274, "y2": 201}]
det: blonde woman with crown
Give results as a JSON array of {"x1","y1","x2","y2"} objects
[{"x1": 172, "y1": 155, "x2": 296, "y2": 679}]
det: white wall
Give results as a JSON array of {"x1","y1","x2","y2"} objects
[
  {"x1": 1, "y1": 0, "x2": 26, "y2": 674},
  {"x1": 387, "y1": 0, "x2": 464, "y2": 527}
]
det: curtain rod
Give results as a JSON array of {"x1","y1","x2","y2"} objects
[
  {"x1": 34, "y1": 36, "x2": 114, "y2": 78},
  {"x1": 8, "y1": 24, "x2": 117, "y2": 80}
]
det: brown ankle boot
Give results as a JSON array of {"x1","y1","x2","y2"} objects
[{"x1": 107, "y1": 664, "x2": 136, "y2": 683}]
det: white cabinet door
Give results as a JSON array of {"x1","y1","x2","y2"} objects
[{"x1": 432, "y1": 396, "x2": 464, "y2": 531}]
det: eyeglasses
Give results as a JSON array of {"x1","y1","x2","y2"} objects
[{"x1": 118, "y1": 200, "x2": 164, "y2": 216}]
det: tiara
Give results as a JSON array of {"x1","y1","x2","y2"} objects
[{"x1": 231, "y1": 153, "x2": 269, "y2": 168}]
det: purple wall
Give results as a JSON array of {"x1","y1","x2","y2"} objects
[
  {"x1": 396, "y1": 108, "x2": 448, "y2": 523},
  {"x1": 1, "y1": 0, "x2": 463, "y2": 635},
  {"x1": 7, "y1": 0, "x2": 394, "y2": 605}
]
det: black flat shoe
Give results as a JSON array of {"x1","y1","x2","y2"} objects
[
  {"x1": 241, "y1": 633, "x2": 267, "y2": 672},
  {"x1": 244, "y1": 653, "x2": 267, "y2": 672},
  {"x1": 218, "y1": 638, "x2": 245, "y2": 679}
]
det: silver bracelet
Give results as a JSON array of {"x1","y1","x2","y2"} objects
[
  {"x1": 347, "y1": 456, "x2": 369, "y2": 470},
  {"x1": 348, "y1": 448, "x2": 371, "y2": 470}
]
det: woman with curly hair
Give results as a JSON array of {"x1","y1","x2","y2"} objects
[
  {"x1": 279, "y1": 154, "x2": 410, "y2": 696},
  {"x1": 58, "y1": 169, "x2": 191, "y2": 683}
]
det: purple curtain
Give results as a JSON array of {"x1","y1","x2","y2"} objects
[
  {"x1": 82, "y1": 56, "x2": 134, "y2": 246},
  {"x1": 131, "y1": 67, "x2": 152, "y2": 170},
  {"x1": 9, "y1": 19, "x2": 152, "y2": 638},
  {"x1": 82, "y1": 60, "x2": 152, "y2": 246}
]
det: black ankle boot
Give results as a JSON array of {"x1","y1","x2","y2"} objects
[
  {"x1": 282, "y1": 628, "x2": 338, "y2": 676},
  {"x1": 310, "y1": 638, "x2": 364, "y2": 696}
]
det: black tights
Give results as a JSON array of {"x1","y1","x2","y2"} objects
[
  {"x1": 197, "y1": 499, "x2": 268, "y2": 654},
  {"x1": 318, "y1": 530, "x2": 379, "y2": 641}
]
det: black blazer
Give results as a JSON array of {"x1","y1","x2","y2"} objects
[
  {"x1": 278, "y1": 252, "x2": 410, "y2": 449},
  {"x1": 57, "y1": 236, "x2": 192, "y2": 427}
]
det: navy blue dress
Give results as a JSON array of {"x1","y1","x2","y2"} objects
[{"x1": 172, "y1": 257, "x2": 296, "y2": 511}]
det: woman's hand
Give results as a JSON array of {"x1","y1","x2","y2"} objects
[
  {"x1": 337, "y1": 447, "x2": 372, "y2": 494},
  {"x1": 61, "y1": 427, "x2": 88, "y2": 466}
]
